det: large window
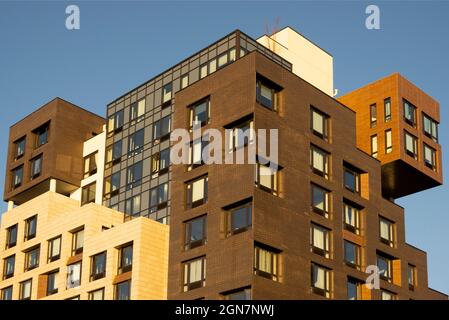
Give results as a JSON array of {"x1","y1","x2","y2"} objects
[
  {"x1": 183, "y1": 257, "x2": 206, "y2": 291},
  {"x1": 343, "y1": 166, "x2": 360, "y2": 193},
  {"x1": 385, "y1": 129, "x2": 392, "y2": 154},
  {"x1": 128, "y1": 129, "x2": 144, "y2": 156},
  {"x1": 105, "y1": 140, "x2": 122, "y2": 166},
  {"x1": 184, "y1": 215, "x2": 207, "y2": 250},
  {"x1": 423, "y1": 143, "x2": 436, "y2": 170},
  {"x1": 226, "y1": 201, "x2": 252, "y2": 236},
  {"x1": 186, "y1": 176, "x2": 208, "y2": 209},
  {"x1": 149, "y1": 183, "x2": 169, "y2": 213},
  {"x1": 311, "y1": 263, "x2": 331, "y2": 298},
  {"x1": 256, "y1": 77, "x2": 279, "y2": 111},
  {"x1": 408, "y1": 264, "x2": 417, "y2": 290},
  {"x1": 71, "y1": 228, "x2": 84, "y2": 255},
  {"x1": 370, "y1": 103, "x2": 377, "y2": 127},
  {"x1": 1, "y1": 286, "x2": 13, "y2": 300},
  {"x1": 34, "y1": 122, "x2": 50, "y2": 148},
  {"x1": 310, "y1": 145, "x2": 329, "y2": 179},
  {"x1": 19, "y1": 279, "x2": 32, "y2": 300},
  {"x1": 46, "y1": 270, "x2": 59, "y2": 296},
  {"x1": 311, "y1": 107, "x2": 329, "y2": 140},
  {"x1": 67, "y1": 262, "x2": 82, "y2": 289},
  {"x1": 84, "y1": 152, "x2": 98, "y2": 178},
  {"x1": 343, "y1": 202, "x2": 361, "y2": 235},
  {"x1": 130, "y1": 99, "x2": 145, "y2": 122},
  {"x1": 403, "y1": 99, "x2": 417, "y2": 127},
  {"x1": 108, "y1": 110, "x2": 124, "y2": 134},
  {"x1": 384, "y1": 98, "x2": 391, "y2": 122},
  {"x1": 125, "y1": 195, "x2": 141, "y2": 217},
  {"x1": 14, "y1": 136, "x2": 26, "y2": 160},
  {"x1": 162, "y1": 83, "x2": 173, "y2": 106},
  {"x1": 115, "y1": 280, "x2": 131, "y2": 300},
  {"x1": 6, "y1": 224, "x2": 18, "y2": 249},
  {"x1": 104, "y1": 172, "x2": 120, "y2": 198},
  {"x1": 344, "y1": 240, "x2": 361, "y2": 269},
  {"x1": 153, "y1": 116, "x2": 171, "y2": 142},
  {"x1": 47, "y1": 236, "x2": 61, "y2": 262},
  {"x1": 151, "y1": 148, "x2": 170, "y2": 175},
  {"x1": 347, "y1": 278, "x2": 362, "y2": 300},
  {"x1": 310, "y1": 224, "x2": 330, "y2": 258},
  {"x1": 423, "y1": 113, "x2": 438, "y2": 142},
  {"x1": 118, "y1": 244, "x2": 133, "y2": 274},
  {"x1": 370, "y1": 135, "x2": 378, "y2": 158},
  {"x1": 30, "y1": 154, "x2": 42, "y2": 179},
  {"x1": 24, "y1": 246, "x2": 40, "y2": 271},
  {"x1": 24, "y1": 215, "x2": 37, "y2": 241},
  {"x1": 12, "y1": 165, "x2": 23, "y2": 189},
  {"x1": 81, "y1": 182, "x2": 96, "y2": 205},
  {"x1": 189, "y1": 98, "x2": 210, "y2": 128},
  {"x1": 405, "y1": 131, "x2": 418, "y2": 159},
  {"x1": 311, "y1": 184, "x2": 330, "y2": 218},
  {"x1": 89, "y1": 288, "x2": 105, "y2": 300},
  {"x1": 379, "y1": 217, "x2": 394, "y2": 247},
  {"x1": 3, "y1": 255, "x2": 15, "y2": 280},
  {"x1": 377, "y1": 253, "x2": 393, "y2": 282},
  {"x1": 254, "y1": 244, "x2": 280, "y2": 282},
  {"x1": 126, "y1": 161, "x2": 143, "y2": 189},
  {"x1": 255, "y1": 163, "x2": 278, "y2": 195},
  {"x1": 90, "y1": 252, "x2": 107, "y2": 281}
]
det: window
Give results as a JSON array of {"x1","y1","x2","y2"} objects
[
  {"x1": 384, "y1": 98, "x2": 391, "y2": 122},
  {"x1": 83, "y1": 152, "x2": 97, "y2": 178},
  {"x1": 254, "y1": 244, "x2": 280, "y2": 282},
  {"x1": 200, "y1": 63, "x2": 208, "y2": 79},
  {"x1": 12, "y1": 165, "x2": 23, "y2": 189},
  {"x1": 223, "y1": 287, "x2": 252, "y2": 300},
  {"x1": 184, "y1": 215, "x2": 207, "y2": 250},
  {"x1": 130, "y1": 99, "x2": 145, "y2": 122},
  {"x1": 34, "y1": 122, "x2": 49, "y2": 147},
  {"x1": 227, "y1": 118, "x2": 254, "y2": 150},
  {"x1": 67, "y1": 262, "x2": 82, "y2": 289},
  {"x1": 256, "y1": 77, "x2": 279, "y2": 111},
  {"x1": 14, "y1": 137, "x2": 26, "y2": 160},
  {"x1": 379, "y1": 217, "x2": 394, "y2": 247},
  {"x1": 347, "y1": 278, "x2": 362, "y2": 300},
  {"x1": 71, "y1": 228, "x2": 84, "y2": 255},
  {"x1": 29, "y1": 155, "x2": 42, "y2": 179},
  {"x1": 108, "y1": 110, "x2": 124, "y2": 134},
  {"x1": 3, "y1": 255, "x2": 15, "y2": 280},
  {"x1": 115, "y1": 280, "x2": 131, "y2": 300},
  {"x1": 106, "y1": 140, "x2": 122, "y2": 166},
  {"x1": 24, "y1": 246, "x2": 40, "y2": 271},
  {"x1": 423, "y1": 113, "x2": 438, "y2": 142},
  {"x1": 126, "y1": 161, "x2": 143, "y2": 189},
  {"x1": 81, "y1": 182, "x2": 96, "y2": 205},
  {"x1": 149, "y1": 183, "x2": 169, "y2": 213},
  {"x1": 24, "y1": 215, "x2": 37, "y2": 241},
  {"x1": 405, "y1": 131, "x2": 418, "y2": 159},
  {"x1": 381, "y1": 290, "x2": 396, "y2": 300},
  {"x1": 162, "y1": 83, "x2": 173, "y2": 105},
  {"x1": 91, "y1": 252, "x2": 107, "y2": 281},
  {"x1": 343, "y1": 202, "x2": 361, "y2": 235},
  {"x1": 47, "y1": 270, "x2": 59, "y2": 296},
  {"x1": 377, "y1": 253, "x2": 392, "y2": 282},
  {"x1": 255, "y1": 162, "x2": 278, "y2": 195},
  {"x1": 311, "y1": 263, "x2": 331, "y2": 298},
  {"x1": 408, "y1": 264, "x2": 417, "y2": 290},
  {"x1": 118, "y1": 244, "x2": 133, "y2": 274},
  {"x1": 226, "y1": 201, "x2": 252, "y2": 236},
  {"x1": 217, "y1": 48, "x2": 236, "y2": 68},
  {"x1": 188, "y1": 138, "x2": 208, "y2": 169},
  {"x1": 310, "y1": 145, "x2": 329, "y2": 179},
  {"x1": 1, "y1": 286, "x2": 13, "y2": 300},
  {"x1": 311, "y1": 224, "x2": 330, "y2": 258},
  {"x1": 19, "y1": 279, "x2": 32, "y2": 300},
  {"x1": 181, "y1": 74, "x2": 189, "y2": 89},
  {"x1": 311, "y1": 107, "x2": 329, "y2": 140},
  {"x1": 189, "y1": 98, "x2": 210, "y2": 128},
  {"x1": 183, "y1": 256, "x2": 206, "y2": 292},
  {"x1": 66, "y1": 295, "x2": 80, "y2": 300},
  {"x1": 128, "y1": 129, "x2": 144, "y2": 156},
  {"x1": 104, "y1": 172, "x2": 120, "y2": 198},
  {"x1": 370, "y1": 135, "x2": 378, "y2": 158},
  {"x1": 125, "y1": 195, "x2": 141, "y2": 217},
  {"x1": 385, "y1": 129, "x2": 392, "y2": 154},
  {"x1": 6, "y1": 224, "x2": 18, "y2": 249},
  {"x1": 403, "y1": 99, "x2": 417, "y2": 126},
  {"x1": 423, "y1": 143, "x2": 436, "y2": 170},
  {"x1": 370, "y1": 103, "x2": 377, "y2": 127},
  {"x1": 89, "y1": 288, "x2": 105, "y2": 300},
  {"x1": 344, "y1": 240, "x2": 361, "y2": 269},
  {"x1": 47, "y1": 236, "x2": 61, "y2": 262},
  {"x1": 343, "y1": 166, "x2": 360, "y2": 193},
  {"x1": 311, "y1": 184, "x2": 330, "y2": 218},
  {"x1": 153, "y1": 116, "x2": 171, "y2": 142},
  {"x1": 151, "y1": 148, "x2": 170, "y2": 175},
  {"x1": 186, "y1": 176, "x2": 208, "y2": 209}
]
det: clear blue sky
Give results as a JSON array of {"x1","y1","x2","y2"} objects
[{"x1": 0, "y1": 1, "x2": 448, "y2": 294}]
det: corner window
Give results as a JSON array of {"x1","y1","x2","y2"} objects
[
  {"x1": 423, "y1": 113, "x2": 438, "y2": 142},
  {"x1": 184, "y1": 215, "x2": 207, "y2": 250},
  {"x1": 14, "y1": 137, "x2": 26, "y2": 160},
  {"x1": 149, "y1": 183, "x2": 169, "y2": 213},
  {"x1": 84, "y1": 152, "x2": 98, "y2": 178},
  {"x1": 90, "y1": 251, "x2": 107, "y2": 281},
  {"x1": 125, "y1": 195, "x2": 141, "y2": 217},
  {"x1": 12, "y1": 165, "x2": 23, "y2": 189},
  {"x1": 67, "y1": 262, "x2": 82, "y2": 289},
  {"x1": 311, "y1": 263, "x2": 331, "y2": 298},
  {"x1": 162, "y1": 83, "x2": 173, "y2": 106},
  {"x1": 6, "y1": 224, "x2": 18, "y2": 249},
  {"x1": 115, "y1": 280, "x2": 131, "y2": 300},
  {"x1": 1, "y1": 286, "x2": 13, "y2": 300},
  {"x1": 47, "y1": 236, "x2": 61, "y2": 262},
  {"x1": 126, "y1": 161, "x2": 143, "y2": 189},
  {"x1": 385, "y1": 129, "x2": 393, "y2": 154},
  {"x1": 255, "y1": 162, "x2": 279, "y2": 195},
  {"x1": 408, "y1": 264, "x2": 417, "y2": 290},
  {"x1": 71, "y1": 228, "x2": 84, "y2": 255},
  {"x1": 226, "y1": 201, "x2": 252, "y2": 236},
  {"x1": 379, "y1": 217, "x2": 394, "y2": 247},
  {"x1": 370, "y1": 103, "x2": 377, "y2": 127},
  {"x1": 46, "y1": 270, "x2": 59, "y2": 296},
  {"x1": 118, "y1": 244, "x2": 133, "y2": 274},
  {"x1": 311, "y1": 145, "x2": 329, "y2": 179},
  {"x1": 423, "y1": 143, "x2": 436, "y2": 170},
  {"x1": 19, "y1": 279, "x2": 32, "y2": 300},
  {"x1": 311, "y1": 184, "x2": 330, "y2": 218},
  {"x1": 256, "y1": 77, "x2": 280, "y2": 111},
  {"x1": 81, "y1": 182, "x2": 96, "y2": 205},
  {"x1": 106, "y1": 140, "x2": 122, "y2": 166},
  {"x1": 186, "y1": 175, "x2": 208, "y2": 209},
  {"x1": 370, "y1": 135, "x2": 378, "y2": 158},
  {"x1": 347, "y1": 277, "x2": 362, "y2": 300},
  {"x1": 343, "y1": 201, "x2": 361, "y2": 235},
  {"x1": 108, "y1": 110, "x2": 124, "y2": 134},
  {"x1": 153, "y1": 116, "x2": 171, "y2": 142},
  {"x1": 33, "y1": 122, "x2": 50, "y2": 148},
  {"x1": 384, "y1": 98, "x2": 391, "y2": 122},
  {"x1": 403, "y1": 99, "x2": 417, "y2": 127},
  {"x1": 343, "y1": 166, "x2": 360, "y2": 193},
  {"x1": 89, "y1": 288, "x2": 105, "y2": 300},
  {"x1": 183, "y1": 257, "x2": 206, "y2": 292},
  {"x1": 311, "y1": 224, "x2": 330, "y2": 258},
  {"x1": 311, "y1": 107, "x2": 329, "y2": 140},
  {"x1": 189, "y1": 98, "x2": 210, "y2": 128},
  {"x1": 344, "y1": 240, "x2": 361, "y2": 269},
  {"x1": 130, "y1": 99, "x2": 145, "y2": 122},
  {"x1": 377, "y1": 253, "x2": 393, "y2": 282},
  {"x1": 405, "y1": 131, "x2": 418, "y2": 159},
  {"x1": 24, "y1": 215, "x2": 37, "y2": 241},
  {"x1": 254, "y1": 244, "x2": 280, "y2": 282},
  {"x1": 104, "y1": 172, "x2": 120, "y2": 198},
  {"x1": 24, "y1": 245, "x2": 40, "y2": 271},
  {"x1": 3, "y1": 255, "x2": 15, "y2": 280},
  {"x1": 151, "y1": 148, "x2": 170, "y2": 175}
]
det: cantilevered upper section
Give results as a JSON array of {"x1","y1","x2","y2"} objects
[
  {"x1": 257, "y1": 26, "x2": 334, "y2": 97},
  {"x1": 338, "y1": 73, "x2": 442, "y2": 199},
  {"x1": 4, "y1": 98, "x2": 105, "y2": 205}
]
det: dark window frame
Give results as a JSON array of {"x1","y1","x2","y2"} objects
[
  {"x1": 47, "y1": 235, "x2": 62, "y2": 263},
  {"x1": 343, "y1": 166, "x2": 361, "y2": 194},
  {"x1": 188, "y1": 97, "x2": 210, "y2": 129},
  {"x1": 19, "y1": 279, "x2": 32, "y2": 300},
  {"x1": 81, "y1": 182, "x2": 96, "y2": 205},
  {"x1": 384, "y1": 98, "x2": 391, "y2": 122},
  {"x1": 103, "y1": 172, "x2": 120, "y2": 199},
  {"x1": 422, "y1": 113, "x2": 438, "y2": 142},
  {"x1": 403, "y1": 99, "x2": 417, "y2": 127},
  {"x1": 186, "y1": 175, "x2": 208, "y2": 209},
  {"x1": 126, "y1": 161, "x2": 143, "y2": 190},
  {"x1": 311, "y1": 183, "x2": 330, "y2": 218},
  {"x1": 83, "y1": 151, "x2": 98, "y2": 178},
  {"x1": 226, "y1": 201, "x2": 252, "y2": 236},
  {"x1": 115, "y1": 280, "x2": 131, "y2": 300},
  {"x1": 46, "y1": 269, "x2": 59, "y2": 296},
  {"x1": 310, "y1": 145, "x2": 330, "y2": 179},
  {"x1": 129, "y1": 98, "x2": 146, "y2": 123},
  {"x1": 14, "y1": 136, "x2": 26, "y2": 160},
  {"x1": 24, "y1": 245, "x2": 40, "y2": 272},
  {"x1": 3, "y1": 255, "x2": 15, "y2": 280},
  {"x1": 6, "y1": 224, "x2": 18, "y2": 249},
  {"x1": 404, "y1": 131, "x2": 418, "y2": 159},
  {"x1": 153, "y1": 116, "x2": 171, "y2": 143},
  {"x1": 379, "y1": 216, "x2": 395, "y2": 247},
  {"x1": 256, "y1": 76, "x2": 280, "y2": 111},
  {"x1": 184, "y1": 215, "x2": 207, "y2": 250},
  {"x1": 71, "y1": 227, "x2": 84, "y2": 256},
  {"x1": 255, "y1": 162, "x2": 279, "y2": 195},
  {"x1": 343, "y1": 201, "x2": 361, "y2": 235},
  {"x1": 423, "y1": 143, "x2": 437, "y2": 170},
  {"x1": 90, "y1": 251, "x2": 107, "y2": 281},
  {"x1": 24, "y1": 215, "x2": 37, "y2": 241},
  {"x1": 310, "y1": 107, "x2": 329, "y2": 140},
  {"x1": 344, "y1": 240, "x2": 361, "y2": 269},
  {"x1": 149, "y1": 182, "x2": 169, "y2": 213},
  {"x1": 151, "y1": 148, "x2": 170, "y2": 175},
  {"x1": 254, "y1": 244, "x2": 280, "y2": 282},
  {"x1": 183, "y1": 256, "x2": 206, "y2": 292},
  {"x1": 311, "y1": 263, "x2": 331, "y2": 298},
  {"x1": 118, "y1": 243, "x2": 133, "y2": 274},
  {"x1": 128, "y1": 129, "x2": 145, "y2": 156},
  {"x1": 370, "y1": 103, "x2": 377, "y2": 128},
  {"x1": 33, "y1": 121, "x2": 50, "y2": 148},
  {"x1": 11, "y1": 165, "x2": 24, "y2": 189},
  {"x1": 311, "y1": 223, "x2": 330, "y2": 258}
]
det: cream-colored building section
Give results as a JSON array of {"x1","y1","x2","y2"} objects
[
  {"x1": 0, "y1": 192, "x2": 169, "y2": 300},
  {"x1": 70, "y1": 126, "x2": 106, "y2": 204},
  {"x1": 257, "y1": 27, "x2": 334, "y2": 97}
]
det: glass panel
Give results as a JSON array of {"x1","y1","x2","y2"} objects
[{"x1": 192, "y1": 179, "x2": 205, "y2": 202}]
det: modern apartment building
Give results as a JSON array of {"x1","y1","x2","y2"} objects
[{"x1": 1, "y1": 27, "x2": 446, "y2": 300}]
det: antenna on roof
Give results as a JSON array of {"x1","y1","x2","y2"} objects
[{"x1": 265, "y1": 17, "x2": 280, "y2": 52}]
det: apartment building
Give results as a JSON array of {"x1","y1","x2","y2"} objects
[{"x1": 1, "y1": 27, "x2": 446, "y2": 300}]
